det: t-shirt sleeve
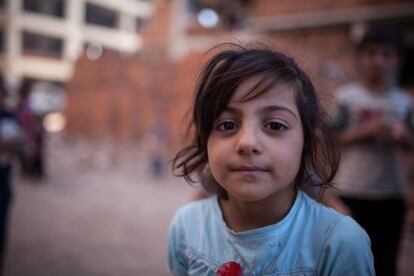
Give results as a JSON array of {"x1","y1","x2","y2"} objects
[
  {"x1": 317, "y1": 216, "x2": 375, "y2": 276},
  {"x1": 168, "y1": 209, "x2": 189, "y2": 276},
  {"x1": 329, "y1": 90, "x2": 350, "y2": 133},
  {"x1": 329, "y1": 102, "x2": 350, "y2": 132}
]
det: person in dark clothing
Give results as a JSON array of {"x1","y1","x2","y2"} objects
[
  {"x1": 16, "y1": 80, "x2": 45, "y2": 180},
  {"x1": 0, "y1": 79, "x2": 21, "y2": 273}
]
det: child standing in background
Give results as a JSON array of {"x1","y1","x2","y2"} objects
[
  {"x1": 329, "y1": 25, "x2": 413, "y2": 276},
  {"x1": 168, "y1": 43, "x2": 374, "y2": 275}
]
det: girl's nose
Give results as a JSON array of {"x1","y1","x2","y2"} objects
[{"x1": 236, "y1": 125, "x2": 262, "y2": 155}]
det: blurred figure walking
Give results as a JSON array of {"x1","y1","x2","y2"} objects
[
  {"x1": 0, "y1": 78, "x2": 21, "y2": 273},
  {"x1": 329, "y1": 24, "x2": 413, "y2": 276},
  {"x1": 16, "y1": 80, "x2": 45, "y2": 180}
]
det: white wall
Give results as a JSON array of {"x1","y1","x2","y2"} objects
[{"x1": 2, "y1": 0, "x2": 153, "y2": 83}]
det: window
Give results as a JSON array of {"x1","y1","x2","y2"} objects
[
  {"x1": 22, "y1": 31, "x2": 63, "y2": 58},
  {"x1": 187, "y1": 0, "x2": 251, "y2": 31},
  {"x1": 85, "y1": 3, "x2": 118, "y2": 28},
  {"x1": 23, "y1": 0, "x2": 65, "y2": 18},
  {"x1": 135, "y1": 17, "x2": 147, "y2": 32}
]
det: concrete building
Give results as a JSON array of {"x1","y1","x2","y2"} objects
[{"x1": 0, "y1": 0, "x2": 153, "y2": 85}]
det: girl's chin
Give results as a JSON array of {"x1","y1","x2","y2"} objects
[
  {"x1": 224, "y1": 185, "x2": 295, "y2": 203},
  {"x1": 227, "y1": 190, "x2": 272, "y2": 203}
]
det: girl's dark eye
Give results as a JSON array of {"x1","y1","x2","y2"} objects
[
  {"x1": 217, "y1": 121, "x2": 238, "y2": 131},
  {"x1": 265, "y1": 122, "x2": 287, "y2": 131}
]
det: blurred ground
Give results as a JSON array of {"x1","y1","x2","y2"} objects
[
  {"x1": 4, "y1": 133, "x2": 194, "y2": 276},
  {"x1": 2, "y1": 133, "x2": 414, "y2": 275}
]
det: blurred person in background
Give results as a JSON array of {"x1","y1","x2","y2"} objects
[
  {"x1": 0, "y1": 78, "x2": 21, "y2": 273},
  {"x1": 149, "y1": 122, "x2": 168, "y2": 178},
  {"x1": 328, "y1": 24, "x2": 414, "y2": 276},
  {"x1": 16, "y1": 80, "x2": 45, "y2": 180}
]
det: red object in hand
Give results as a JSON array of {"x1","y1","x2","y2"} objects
[{"x1": 216, "y1": 261, "x2": 243, "y2": 276}]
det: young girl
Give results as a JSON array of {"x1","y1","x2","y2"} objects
[{"x1": 169, "y1": 43, "x2": 374, "y2": 275}]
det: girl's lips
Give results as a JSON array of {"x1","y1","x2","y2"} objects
[{"x1": 229, "y1": 166, "x2": 269, "y2": 172}]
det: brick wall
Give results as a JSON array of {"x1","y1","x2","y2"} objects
[
  {"x1": 65, "y1": 49, "x2": 148, "y2": 143},
  {"x1": 64, "y1": 0, "x2": 414, "y2": 151}
]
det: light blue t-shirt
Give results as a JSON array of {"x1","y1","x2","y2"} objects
[{"x1": 168, "y1": 191, "x2": 374, "y2": 275}]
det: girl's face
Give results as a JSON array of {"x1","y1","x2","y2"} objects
[{"x1": 207, "y1": 76, "x2": 304, "y2": 203}]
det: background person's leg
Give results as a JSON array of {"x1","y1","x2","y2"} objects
[
  {"x1": 340, "y1": 197, "x2": 405, "y2": 276},
  {"x1": 0, "y1": 165, "x2": 12, "y2": 273}
]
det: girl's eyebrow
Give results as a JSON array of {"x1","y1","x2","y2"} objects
[
  {"x1": 261, "y1": 105, "x2": 298, "y2": 120},
  {"x1": 223, "y1": 106, "x2": 241, "y2": 115},
  {"x1": 223, "y1": 105, "x2": 298, "y2": 120}
]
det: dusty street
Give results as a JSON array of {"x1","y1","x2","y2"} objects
[
  {"x1": 4, "y1": 134, "x2": 194, "y2": 276},
  {"x1": 3, "y1": 133, "x2": 414, "y2": 275}
]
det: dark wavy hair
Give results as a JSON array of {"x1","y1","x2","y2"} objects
[
  {"x1": 172, "y1": 43, "x2": 339, "y2": 199},
  {"x1": 357, "y1": 24, "x2": 406, "y2": 56}
]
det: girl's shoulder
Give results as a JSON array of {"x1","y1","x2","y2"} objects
[
  {"x1": 176, "y1": 195, "x2": 217, "y2": 212},
  {"x1": 297, "y1": 192, "x2": 372, "y2": 263},
  {"x1": 299, "y1": 192, "x2": 342, "y2": 218},
  {"x1": 298, "y1": 192, "x2": 367, "y2": 239},
  {"x1": 170, "y1": 196, "x2": 219, "y2": 227},
  {"x1": 298, "y1": 195, "x2": 374, "y2": 274}
]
